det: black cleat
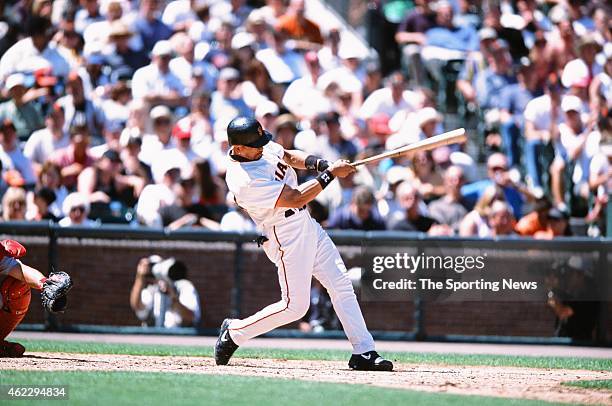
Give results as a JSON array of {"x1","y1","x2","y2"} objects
[
  {"x1": 349, "y1": 351, "x2": 393, "y2": 371},
  {"x1": 215, "y1": 318, "x2": 239, "y2": 365}
]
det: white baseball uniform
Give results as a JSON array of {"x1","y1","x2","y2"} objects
[{"x1": 225, "y1": 141, "x2": 375, "y2": 354}]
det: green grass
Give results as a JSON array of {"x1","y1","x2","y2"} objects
[
  {"x1": 16, "y1": 339, "x2": 612, "y2": 371},
  {"x1": 0, "y1": 370, "x2": 564, "y2": 406},
  {"x1": 562, "y1": 379, "x2": 612, "y2": 390}
]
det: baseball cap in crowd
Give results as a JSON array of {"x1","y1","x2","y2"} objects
[
  {"x1": 219, "y1": 67, "x2": 240, "y2": 81},
  {"x1": 549, "y1": 5, "x2": 569, "y2": 24},
  {"x1": 172, "y1": 123, "x2": 191, "y2": 140},
  {"x1": 150, "y1": 105, "x2": 173, "y2": 121},
  {"x1": 109, "y1": 21, "x2": 133, "y2": 38},
  {"x1": 577, "y1": 33, "x2": 602, "y2": 53},
  {"x1": 102, "y1": 149, "x2": 122, "y2": 163},
  {"x1": 386, "y1": 166, "x2": 411, "y2": 185},
  {"x1": 369, "y1": 113, "x2": 392, "y2": 136},
  {"x1": 151, "y1": 40, "x2": 173, "y2": 57},
  {"x1": 5, "y1": 73, "x2": 26, "y2": 90},
  {"x1": 86, "y1": 52, "x2": 106, "y2": 66},
  {"x1": 416, "y1": 107, "x2": 442, "y2": 128},
  {"x1": 231, "y1": 32, "x2": 255, "y2": 50},
  {"x1": 561, "y1": 95, "x2": 583, "y2": 113},
  {"x1": 275, "y1": 114, "x2": 298, "y2": 131},
  {"x1": 255, "y1": 100, "x2": 279, "y2": 118},
  {"x1": 561, "y1": 59, "x2": 590, "y2": 88},
  {"x1": 0, "y1": 117, "x2": 16, "y2": 130},
  {"x1": 478, "y1": 27, "x2": 497, "y2": 42},
  {"x1": 338, "y1": 46, "x2": 362, "y2": 60},
  {"x1": 247, "y1": 9, "x2": 266, "y2": 25}
]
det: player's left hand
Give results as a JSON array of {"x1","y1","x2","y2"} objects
[
  {"x1": 329, "y1": 160, "x2": 356, "y2": 178},
  {"x1": 41, "y1": 271, "x2": 73, "y2": 313}
]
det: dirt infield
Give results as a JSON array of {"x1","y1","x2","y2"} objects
[{"x1": 2, "y1": 353, "x2": 611, "y2": 405}]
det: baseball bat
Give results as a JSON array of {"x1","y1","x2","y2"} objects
[{"x1": 350, "y1": 128, "x2": 467, "y2": 167}]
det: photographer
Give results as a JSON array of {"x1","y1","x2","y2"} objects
[{"x1": 130, "y1": 256, "x2": 201, "y2": 328}]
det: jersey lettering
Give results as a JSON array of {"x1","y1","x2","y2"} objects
[{"x1": 274, "y1": 161, "x2": 288, "y2": 181}]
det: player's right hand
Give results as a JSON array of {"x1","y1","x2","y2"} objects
[{"x1": 329, "y1": 160, "x2": 356, "y2": 178}]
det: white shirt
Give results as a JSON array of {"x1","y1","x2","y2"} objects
[
  {"x1": 58, "y1": 217, "x2": 98, "y2": 227},
  {"x1": 0, "y1": 146, "x2": 37, "y2": 185},
  {"x1": 225, "y1": 141, "x2": 298, "y2": 230},
  {"x1": 151, "y1": 147, "x2": 202, "y2": 184},
  {"x1": 318, "y1": 66, "x2": 363, "y2": 94},
  {"x1": 136, "y1": 183, "x2": 176, "y2": 227},
  {"x1": 23, "y1": 128, "x2": 71, "y2": 166},
  {"x1": 0, "y1": 38, "x2": 70, "y2": 82},
  {"x1": 161, "y1": 0, "x2": 195, "y2": 28},
  {"x1": 557, "y1": 126, "x2": 601, "y2": 185},
  {"x1": 282, "y1": 76, "x2": 330, "y2": 119},
  {"x1": 136, "y1": 279, "x2": 201, "y2": 328},
  {"x1": 523, "y1": 95, "x2": 561, "y2": 131},
  {"x1": 359, "y1": 88, "x2": 417, "y2": 120},
  {"x1": 255, "y1": 48, "x2": 306, "y2": 84},
  {"x1": 169, "y1": 57, "x2": 218, "y2": 92},
  {"x1": 131, "y1": 64, "x2": 186, "y2": 100},
  {"x1": 139, "y1": 134, "x2": 175, "y2": 167},
  {"x1": 220, "y1": 210, "x2": 256, "y2": 232}
]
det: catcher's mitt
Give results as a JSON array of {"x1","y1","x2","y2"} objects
[{"x1": 41, "y1": 271, "x2": 73, "y2": 313}]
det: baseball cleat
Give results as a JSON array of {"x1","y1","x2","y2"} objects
[
  {"x1": 348, "y1": 351, "x2": 393, "y2": 371},
  {"x1": 214, "y1": 318, "x2": 239, "y2": 365},
  {"x1": 0, "y1": 341, "x2": 25, "y2": 358}
]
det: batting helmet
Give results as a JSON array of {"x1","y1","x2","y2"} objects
[{"x1": 227, "y1": 117, "x2": 272, "y2": 147}]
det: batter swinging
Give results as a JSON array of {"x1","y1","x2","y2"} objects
[{"x1": 216, "y1": 117, "x2": 393, "y2": 371}]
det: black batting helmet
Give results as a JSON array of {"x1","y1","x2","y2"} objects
[{"x1": 227, "y1": 117, "x2": 272, "y2": 147}]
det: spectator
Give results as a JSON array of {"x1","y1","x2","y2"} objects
[
  {"x1": 360, "y1": 71, "x2": 417, "y2": 120},
  {"x1": 131, "y1": 40, "x2": 187, "y2": 107},
  {"x1": 534, "y1": 207, "x2": 571, "y2": 239},
  {"x1": 136, "y1": 163, "x2": 180, "y2": 227},
  {"x1": 139, "y1": 105, "x2": 175, "y2": 169},
  {"x1": 24, "y1": 103, "x2": 70, "y2": 174},
  {"x1": 27, "y1": 187, "x2": 59, "y2": 222},
  {"x1": 407, "y1": 151, "x2": 445, "y2": 202},
  {"x1": 427, "y1": 165, "x2": 468, "y2": 233},
  {"x1": 74, "y1": 0, "x2": 104, "y2": 34},
  {"x1": 317, "y1": 27, "x2": 341, "y2": 72},
  {"x1": 550, "y1": 95, "x2": 599, "y2": 210},
  {"x1": 282, "y1": 51, "x2": 328, "y2": 120},
  {"x1": 210, "y1": 67, "x2": 252, "y2": 123},
  {"x1": 487, "y1": 199, "x2": 516, "y2": 236},
  {"x1": 515, "y1": 197, "x2": 553, "y2": 236},
  {"x1": 388, "y1": 181, "x2": 436, "y2": 232},
  {"x1": 459, "y1": 185, "x2": 506, "y2": 237},
  {"x1": 51, "y1": 122, "x2": 95, "y2": 190},
  {"x1": 255, "y1": 28, "x2": 306, "y2": 85},
  {"x1": 90, "y1": 120, "x2": 125, "y2": 158},
  {"x1": 499, "y1": 57, "x2": 540, "y2": 169},
  {"x1": 462, "y1": 152, "x2": 526, "y2": 218},
  {"x1": 327, "y1": 186, "x2": 386, "y2": 231},
  {"x1": 37, "y1": 162, "x2": 68, "y2": 218},
  {"x1": 547, "y1": 7, "x2": 578, "y2": 77},
  {"x1": 275, "y1": 0, "x2": 323, "y2": 49},
  {"x1": 0, "y1": 118, "x2": 37, "y2": 189},
  {"x1": 59, "y1": 191, "x2": 97, "y2": 227},
  {"x1": 423, "y1": 1, "x2": 478, "y2": 53},
  {"x1": 78, "y1": 149, "x2": 141, "y2": 209},
  {"x1": 589, "y1": 43, "x2": 611, "y2": 116},
  {"x1": 130, "y1": 256, "x2": 201, "y2": 328},
  {"x1": 105, "y1": 21, "x2": 149, "y2": 74},
  {"x1": 482, "y1": 3, "x2": 528, "y2": 61},
  {"x1": 0, "y1": 73, "x2": 45, "y2": 140},
  {"x1": 220, "y1": 193, "x2": 256, "y2": 232},
  {"x1": 203, "y1": 20, "x2": 234, "y2": 70},
  {"x1": 0, "y1": 16, "x2": 70, "y2": 81},
  {"x1": 1, "y1": 187, "x2": 27, "y2": 221},
  {"x1": 135, "y1": 0, "x2": 173, "y2": 52},
  {"x1": 58, "y1": 71, "x2": 105, "y2": 138},
  {"x1": 170, "y1": 33, "x2": 218, "y2": 93}
]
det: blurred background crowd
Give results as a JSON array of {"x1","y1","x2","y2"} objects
[{"x1": 0, "y1": 0, "x2": 609, "y2": 238}]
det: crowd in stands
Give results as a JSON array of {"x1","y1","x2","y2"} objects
[{"x1": 0, "y1": 0, "x2": 609, "y2": 238}]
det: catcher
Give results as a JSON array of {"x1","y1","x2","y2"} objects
[{"x1": 0, "y1": 239, "x2": 72, "y2": 357}]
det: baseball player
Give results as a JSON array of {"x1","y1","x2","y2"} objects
[
  {"x1": 216, "y1": 117, "x2": 393, "y2": 371},
  {"x1": 0, "y1": 239, "x2": 72, "y2": 357}
]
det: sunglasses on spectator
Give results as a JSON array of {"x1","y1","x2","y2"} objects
[
  {"x1": 70, "y1": 206, "x2": 86, "y2": 213},
  {"x1": 488, "y1": 166, "x2": 508, "y2": 172}
]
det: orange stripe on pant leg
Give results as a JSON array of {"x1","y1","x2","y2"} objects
[{"x1": 229, "y1": 226, "x2": 290, "y2": 331}]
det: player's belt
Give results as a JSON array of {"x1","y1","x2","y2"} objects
[{"x1": 284, "y1": 205, "x2": 306, "y2": 218}]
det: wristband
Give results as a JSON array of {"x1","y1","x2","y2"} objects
[
  {"x1": 316, "y1": 159, "x2": 330, "y2": 172},
  {"x1": 305, "y1": 155, "x2": 330, "y2": 172},
  {"x1": 305, "y1": 155, "x2": 318, "y2": 171},
  {"x1": 316, "y1": 170, "x2": 335, "y2": 189}
]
